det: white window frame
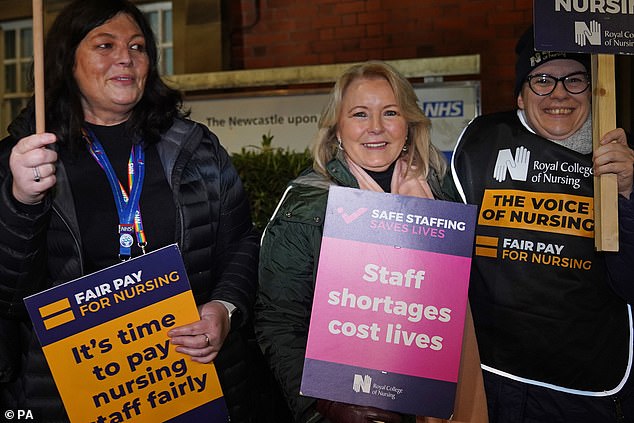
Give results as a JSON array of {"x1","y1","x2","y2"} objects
[
  {"x1": 139, "y1": 1, "x2": 173, "y2": 75},
  {"x1": 1, "y1": 18, "x2": 33, "y2": 137}
]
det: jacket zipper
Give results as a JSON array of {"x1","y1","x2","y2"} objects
[{"x1": 52, "y1": 205, "x2": 84, "y2": 275}]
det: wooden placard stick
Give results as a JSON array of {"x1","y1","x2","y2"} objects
[
  {"x1": 32, "y1": 0, "x2": 45, "y2": 134},
  {"x1": 591, "y1": 54, "x2": 619, "y2": 252}
]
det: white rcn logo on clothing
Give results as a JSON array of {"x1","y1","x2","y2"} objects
[{"x1": 493, "y1": 146, "x2": 531, "y2": 182}]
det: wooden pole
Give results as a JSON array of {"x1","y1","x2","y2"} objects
[
  {"x1": 591, "y1": 54, "x2": 619, "y2": 252},
  {"x1": 32, "y1": 0, "x2": 45, "y2": 134}
]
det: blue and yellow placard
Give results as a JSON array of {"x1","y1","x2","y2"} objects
[{"x1": 24, "y1": 244, "x2": 228, "y2": 423}]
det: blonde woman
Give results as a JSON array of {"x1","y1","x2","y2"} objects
[{"x1": 255, "y1": 61, "x2": 486, "y2": 423}]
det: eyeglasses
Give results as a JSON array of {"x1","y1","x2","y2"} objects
[{"x1": 525, "y1": 72, "x2": 591, "y2": 96}]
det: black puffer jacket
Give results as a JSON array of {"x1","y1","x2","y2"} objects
[{"x1": 0, "y1": 112, "x2": 259, "y2": 422}]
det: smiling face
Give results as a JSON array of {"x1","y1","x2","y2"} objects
[
  {"x1": 336, "y1": 77, "x2": 408, "y2": 172},
  {"x1": 73, "y1": 12, "x2": 149, "y2": 125},
  {"x1": 517, "y1": 59, "x2": 590, "y2": 140}
]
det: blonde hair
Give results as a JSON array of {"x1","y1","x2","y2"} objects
[{"x1": 311, "y1": 60, "x2": 446, "y2": 180}]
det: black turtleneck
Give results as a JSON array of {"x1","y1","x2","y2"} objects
[
  {"x1": 363, "y1": 160, "x2": 396, "y2": 193},
  {"x1": 60, "y1": 122, "x2": 176, "y2": 273}
]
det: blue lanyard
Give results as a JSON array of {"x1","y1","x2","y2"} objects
[{"x1": 83, "y1": 127, "x2": 146, "y2": 260}]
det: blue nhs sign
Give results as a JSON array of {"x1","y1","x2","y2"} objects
[{"x1": 422, "y1": 100, "x2": 465, "y2": 118}]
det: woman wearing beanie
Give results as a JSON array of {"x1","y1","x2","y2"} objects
[{"x1": 452, "y1": 26, "x2": 634, "y2": 422}]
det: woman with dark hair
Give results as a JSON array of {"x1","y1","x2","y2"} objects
[
  {"x1": 43, "y1": 0, "x2": 181, "y2": 150},
  {"x1": 0, "y1": 1, "x2": 258, "y2": 421}
]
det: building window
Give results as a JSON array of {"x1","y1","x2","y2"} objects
[
  {"x1": 1, "y1": 19, "x2": 32, "y2": 136},
  {"x1": 140, "y1": 1, "x2": 173, "y2": 76}
]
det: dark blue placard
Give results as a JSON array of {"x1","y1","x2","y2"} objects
[
  {"x1": 302, "y1": 359, "x2": 456, "y2": 418},
  {"x1": 323, "y1": 186, "x2": 477, "y2": 258},
  {"x1": 24, "y1": 244, "x2": 190, "y2": 346},
  {"x1": 534, "y1": 1, "x2": 634, "y2": 55}
]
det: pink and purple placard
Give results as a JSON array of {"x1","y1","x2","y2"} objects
[{"x1": 301, "y1": 186, "x2": 477, "y2": 418}]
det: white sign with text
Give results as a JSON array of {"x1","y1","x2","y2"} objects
[{"x1": 185, "y1": 82, "x2": 480, "y2": 155}]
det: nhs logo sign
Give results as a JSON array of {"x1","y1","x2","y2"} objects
[
  {"x1": 352, "y1": 374, "x2": 372, "y2": 394},
  {"x1": 422, "y1": 100, "x2": 464, "y2": 118}
]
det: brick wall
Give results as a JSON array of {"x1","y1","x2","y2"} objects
[{"x1": 229, "y1": 0, "x2": 534, "y2": 114}]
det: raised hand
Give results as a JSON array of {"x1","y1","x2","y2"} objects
[
  {"x1": 593, "y1": 128, "x2": 634, "y2": 199},
  {"x1": 9, "y1": 132, "x2": 58, "y2": 204}
]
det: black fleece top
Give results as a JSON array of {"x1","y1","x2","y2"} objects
[{"x1": 61, "y1": 122, "x2": 176, "y2": 272}]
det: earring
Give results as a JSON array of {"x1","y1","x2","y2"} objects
[
  {"x1": 337, "y1": 138, "x2": 344, "y2": 151},
  {"x1": 402, "y1": 134, "x2": 409, "y2": 152}
]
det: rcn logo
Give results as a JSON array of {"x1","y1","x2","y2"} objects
[
  {"x1": 352, "y1": 374, "x2": 372, "y2": 394},
  {"x1": 422, "y1": 101, "x2": 464, "y2": 118},
  {"x1": 493, "y1": 146, "x2": 531, "y2": 182},
  {"x1": 575, "y1": 20, "x2": 601, "y2": 47}
]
